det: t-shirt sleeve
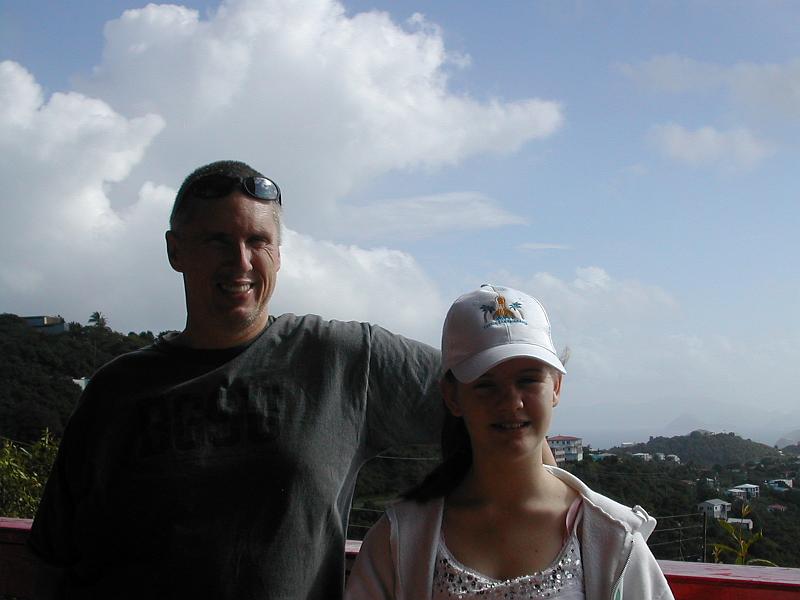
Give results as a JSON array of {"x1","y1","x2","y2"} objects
[
  {"x1": 28, "y1": 385, "x2": 95, "y2": 567},
  {"x1": 363, "y1": 324, "x2": 444, "y2": 453}
]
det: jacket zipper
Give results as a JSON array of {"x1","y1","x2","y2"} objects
[{"x1": 610, "y1": 536, "x2": 635, "y2": 600}]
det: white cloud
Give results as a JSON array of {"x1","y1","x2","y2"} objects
[
  {"x1": 0, "y1": 60, "x2": 166, "y2": 320},
  {"x1": 492, "y1": 267, "x2": 680, "y2": 379},
  {"x1": 275, "y1": 229, "x2": 446, "y2": 345},
  {"x1": 344, "y1": 192, "x2": 526, "y2": 241},
  {"x1": 0, "y1": 61, "x2": 164, "y2": 240},
  {"x1": 0, "y1": 0, "x2": 563, "y2": 338},
  {"x1": 524, "y1": 267, "x2": 678, "y2": 342},
  {"x1": 621, "y1": 54, "x2": 800, "y2": 171},
  {"x1": 649, "y1": 123, "x2": 772, "y2": 169},
  {"x1": 0, "y1": 61, "x2": 43, "y2": 128},
  {"x1": 77, "y1": 0, "x2": 562, "y2": 236}
]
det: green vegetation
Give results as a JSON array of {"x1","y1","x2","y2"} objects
[
  {"x1": 572, "y1": 456, "x2": 800, "y2": 566},
  {"x1": 0, "y1": 312, "x2": 156, "y2": 519},
  {"x1": 0, "y1": 430, "x2": 58, "y2": 517},
  {"x1": 0, "y1": 313, "x2": 156, "y2": 443}
]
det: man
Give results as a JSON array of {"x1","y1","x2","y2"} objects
[{"x1": 29, "y1": 161, "x2": 444, "y2": 599}]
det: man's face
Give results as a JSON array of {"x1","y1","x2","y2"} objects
[{"x1": 166, "y1": 191, "x2": 281, "y2": 348}]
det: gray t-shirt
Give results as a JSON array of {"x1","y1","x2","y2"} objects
[{"x1": 29, "y1": 314, "x2": 443, "y2": 599}]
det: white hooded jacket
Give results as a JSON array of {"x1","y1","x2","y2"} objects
[{"x1": 346, "y1": 465, "x2": 675, "y2": 600}]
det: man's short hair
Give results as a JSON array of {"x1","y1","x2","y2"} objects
[{"x1": 170, "y1": 160, "x2": 282, "y2": 241}]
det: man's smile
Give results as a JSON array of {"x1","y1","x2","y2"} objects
[{"x1": 218, "y1": 281, "x2": 256, "y2": 294}]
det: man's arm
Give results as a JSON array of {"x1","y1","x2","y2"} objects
[{"x1": 364, "y1": 325, "x2": 444, "y2": 452}]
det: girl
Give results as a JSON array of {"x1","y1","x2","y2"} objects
[{"x1": 347, "y1": 284, "x2": 674, "y2": 600}]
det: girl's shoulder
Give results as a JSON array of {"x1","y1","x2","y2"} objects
[{"x1": 544, "y1": 465, "x2": 657, "y2": 538}]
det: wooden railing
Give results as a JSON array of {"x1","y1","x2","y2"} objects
[
  {"x1": 657, "y1": 559, "x2": 800, "y2": 600},
  {"x1": 4, "y1": 519, "x2": 800, "y2": 599},
  {"x1": 0, "y1": 518, "x2": 35, "y2": 599}
]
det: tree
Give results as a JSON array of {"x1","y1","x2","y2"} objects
[
  {"x1": 88, "y1": 311, "x2": 108, "y2": 329},
  {"x1": 712, "y1": 504, "x2": 778, "y2": 567}
]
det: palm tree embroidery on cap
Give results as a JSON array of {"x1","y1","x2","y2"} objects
[{"x1": 480, "y1": 296, "x2": 527, "y2": 326}]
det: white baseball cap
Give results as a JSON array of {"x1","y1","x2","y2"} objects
[{"x1": 442, "y1": 284, "x2": 566, "y2": 383}]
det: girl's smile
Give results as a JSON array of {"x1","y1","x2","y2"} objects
[{"x1": 444, "y1": 357, "x2": 561, "y2": 459}]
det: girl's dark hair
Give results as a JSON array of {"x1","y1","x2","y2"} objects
[{"x1": 402, "y1": 372, "x2": 472, "y2": 502}]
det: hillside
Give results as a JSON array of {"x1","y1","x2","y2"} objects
[
  {"x1": 610, "y1": 430, "x2": 782, "y2": 467},
  {"x1": 0, "y1": 313, "x2": 155, "y2": 443}
]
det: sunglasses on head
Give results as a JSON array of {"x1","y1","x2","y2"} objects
[{"x1": 188, "y1": 174, "x2": 282, "y2": 205}]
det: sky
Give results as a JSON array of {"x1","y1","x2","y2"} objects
[{"x1": 1, "y1": 0, "x2": 799, "y2": 448}]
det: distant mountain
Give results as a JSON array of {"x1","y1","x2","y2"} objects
[
  {"x1": 776, "y1": 428, "x2": 800, "y2": 449},
  {"x1": 609, "y1": 430, "x2": 782, "y2": 466},
  {"x1": 553, "y1": 400, "x2": 796, "y2": 450},
  {"x1": 782, "y1": 443, "x2": 800, "y2": 456},
  {"x1": 661, "y1": 413, "x2": 713, "y2": 437}
]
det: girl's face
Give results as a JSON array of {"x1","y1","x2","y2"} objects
[{"x1": 443, "y1": 357, "x2": 561, "y2": 461}]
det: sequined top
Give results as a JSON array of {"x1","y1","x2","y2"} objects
[{"x1": 431, "y1": 500, "x2": 585, "y2": 599}]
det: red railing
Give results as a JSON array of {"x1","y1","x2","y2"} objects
[
  {"x1": 657, "y1": 559, "x2": 800, "y2": 600},
  {"x1": 4, "y1": 519, "x2": 800, "y2": 599},
  {"x1": 0, "y1": 518, "x2": 35, "y2": 599}
]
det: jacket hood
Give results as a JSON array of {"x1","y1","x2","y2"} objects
[{"x1": 545, "y1": 465, "x2": 658, "y2": 540}]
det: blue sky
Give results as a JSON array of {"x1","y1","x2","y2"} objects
[{"x1": 1, "y1": 0, "x2": 798, "y2": 446}]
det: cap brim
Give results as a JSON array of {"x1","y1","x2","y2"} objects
[{"x1": 451, "y1": 343, "x2": 566, "y2": 383}]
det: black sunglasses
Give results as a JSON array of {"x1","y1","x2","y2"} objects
[{"x1": 188, "y1": 174, "x2": 282, "y2": 205}]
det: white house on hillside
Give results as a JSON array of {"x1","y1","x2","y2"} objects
[
  {"x1": 698, "y1": 499, "x2": 731, "y2": 520},
  {"x1": 732, "y1": 483, "x2": 760, "y2": 499},
  {"x1": 23, "y1": 315, "x2": 70, "y2": 334},
  {"x1": 726, "y1": 488, "x2": 747, "y2": 500}
]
